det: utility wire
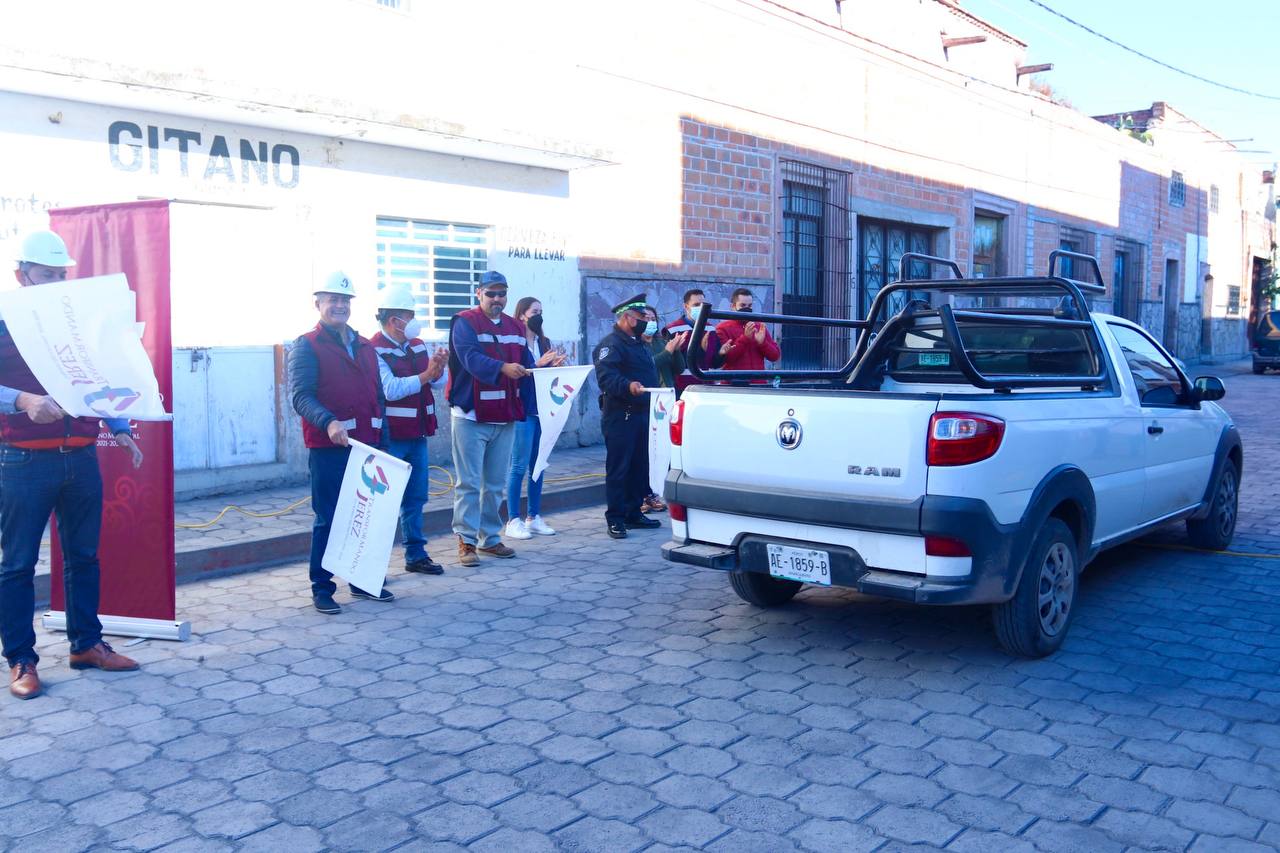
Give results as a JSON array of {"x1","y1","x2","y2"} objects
[{"x1": 1022, "y1": 0, "x2": 1280, "y2": 102}]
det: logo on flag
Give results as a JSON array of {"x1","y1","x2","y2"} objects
[
  {"x1": 653, "y1": 396, "x2": 668, "y2": 421},
  {"x1": 549, "y1": 376, "x2": 575, "y2": 406},
  {"x1": 360, "y1": 455, "x2": 391, "y2": 495},
  {"x1": 83, "y1": 385, "x2": 141, "y2": 415}
]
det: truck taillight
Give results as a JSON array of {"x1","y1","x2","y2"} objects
[
  {"x1": 669, "y1": 399, "x2": 686, "y2": 446},
  {"x1": 668, "y1": 501, "x2": 687, "y2": 521},
  {"x1": 927, "y1": 412, "x2": 1004, "y2": 466},
  {"x1": 925, "y1": 535, "x2": 971, "y2": 557}
]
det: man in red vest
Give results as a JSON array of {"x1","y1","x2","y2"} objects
[
  {"x1": 371, "y1": 285, "x2": 448, "y2": 575},
  {"x1": 445, "y1": 271, "x2": 534, "y2": 567},
  {"x1": 660, "y1": 288, "x2": 721, "y2": 397},
  {"x1": 289, "y1": 270, "x2": 392, "y2": 614},
  {"x1": 2, "y1": 230, "x2": 144, "y2": 700}
]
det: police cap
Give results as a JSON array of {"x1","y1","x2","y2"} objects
[{"x1": 611, "y1": 293, "x2": 648, "y2": 314}]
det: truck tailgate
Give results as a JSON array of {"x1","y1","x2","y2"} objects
[{"x1": 680, "y1": 390, "x2": 939, "y2": 503}]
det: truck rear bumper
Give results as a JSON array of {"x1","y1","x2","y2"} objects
[
  {"x1": 663, "y1": 469, "x2": 1035, "y2": 605},
  {"x1": 661, "y1": 540, "x2": 1002, "y2": 605}
]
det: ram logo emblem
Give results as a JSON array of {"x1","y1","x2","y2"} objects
[
  {"x1": 848, "y1": 465, "x2": 902, "y2": 478},
  {"x1": 776, "y1": 419, "x2": 802, "y2": 450}
]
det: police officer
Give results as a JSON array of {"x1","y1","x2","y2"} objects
[
  {"x1": 594, "y1": 294, "x2": 662, "y2": 539},
  {"x1": 289, "y1": 270, "x2": 393, "y2": 614}
]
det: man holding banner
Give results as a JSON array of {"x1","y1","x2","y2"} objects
[
  {"x1": 289, "y1": 270, "x2": 393, "y2": 614},
  {"x1": 1, "y1": 230, "x2": 143, "y2": 700},
  {"x1": 593, "y1": 294, "x2": 662, "y2": 540},
  {"x1": 445, "y1": 272, "x2": 534, "y2": 567}
]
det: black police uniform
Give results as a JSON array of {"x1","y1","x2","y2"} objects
[{"x1": 594, "y1": 295, "x2": 661, "y2": 537}]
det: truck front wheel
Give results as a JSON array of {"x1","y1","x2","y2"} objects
[
  {"x1": 729, "y1": 571, "x2": 801, "y2": 607},
  {"x1": 992, "y1": 518, "x2": 1078, "y2": 658}
]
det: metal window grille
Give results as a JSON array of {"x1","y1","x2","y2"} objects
[
  {"x1": 1227, "y1": 284, "x2": 1241, "y2": 315},
  {"x1": 1169, "y1": 171, "x2": 1186, "y2": 208},
  {"x1": 375, "y1": 216, "x2": 491, "y2": 334},
  {"x1": 1112, "y1": 238, "x2": 1145, "y2": 321},
  {"x1": 859, "y1": 219, "x2": 933, "y2": 316},
  {"x1": 779, "y1": 161, "x2": 851, "y2": 370},
  {"x1": 1210, "y1": 184, "x2": 1220, "y2": 213}
]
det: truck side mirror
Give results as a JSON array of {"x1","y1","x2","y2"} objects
[{"x1": 1193, "y1": 376, "x2": 1226, "y2": 402}]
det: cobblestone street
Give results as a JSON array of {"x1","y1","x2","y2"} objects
[{"x1": 3, "y1": 363, "x2": 1279, "y2": 852}]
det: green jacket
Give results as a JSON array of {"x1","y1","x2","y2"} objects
[{"x1": 649, "y1": 335, "x2": 680, "y2": 389}]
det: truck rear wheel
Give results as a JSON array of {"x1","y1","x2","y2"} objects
[
  {"x1": 1186, "y1": 462, "x2": 1239, "y2": 551},
  {"x1": 992, "y1": 518, "x2": 1077, "y2": 658},
  {"x1": 729, "y1": 570, "x2": 801, "y2": 607}
]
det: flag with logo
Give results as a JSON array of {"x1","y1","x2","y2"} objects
[
  {"x1": 648, "y1": 389, "x2": 676, "y2": 496},
  {"x1": 0, "y1": 273, "x2": 170, "y2": 420},
  {"x1": 322, "y1": 439, "x2": 410, "y2": 594},
  {"x1": 532, "y1": 365, "x2": 594, "y2": 480}
]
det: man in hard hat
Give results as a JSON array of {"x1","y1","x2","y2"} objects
[
  {"x1": 1, "y1": 230, "x2": 146, "y2": 700},
  {"x1": 289, "y1": 270, "x2": 393, "y2": 614},
  {"x1": 445, "y1": 271, "x2": 533, "y2": 567},
  {"x1": 370, "y1": 285, "x2": 449, "y2": 576}
]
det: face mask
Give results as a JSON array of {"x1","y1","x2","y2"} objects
[
  {"x1": 688, "y1": 304, "x2": 703, "y2": 320},
  {"x1": 398, "y1": 318, "x2": 423, "y2": 340},
  {"x1": 737, "y1": 305, "x2": 753, "y2": 313},
  {"x1": 643, "y1": 320, "x2": 658, "y2": 337},
  {"x1": 526, "y1": 314, "x2": 544, "y2": 335}
]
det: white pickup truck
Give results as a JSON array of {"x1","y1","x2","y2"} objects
[{"x1": 661, "y1": 253, "x2": 1242, "y2": 657}]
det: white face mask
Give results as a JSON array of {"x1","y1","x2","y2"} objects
[
  {"x1": 643, "y1": 320, "x2": 658, "y2": 337},
  {"x1": 398, "y1": 317, "x2": 423, "y2": 340},
  {"x1": 689, "y1": 304, "x2": 703, "y2": 321}
]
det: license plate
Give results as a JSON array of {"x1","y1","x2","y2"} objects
[
  {"x1": 918, "y1": 352, "x2": 950, "y2": 367},
  {"x1": 766, "y1": 544, "x2": 831, "y2": 585}
]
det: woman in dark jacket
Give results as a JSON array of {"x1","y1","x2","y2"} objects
[{"x1": 505, "y1": 296, "x2": 566, "y2": 538}]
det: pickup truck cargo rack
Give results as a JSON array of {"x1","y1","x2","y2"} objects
[{"x1": 687, "y1": 250, "x2": 1110, "y2": 392}]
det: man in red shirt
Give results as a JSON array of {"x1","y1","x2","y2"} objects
[{"x1": 715, "y1": 288, "x2": 781, "y2": 371}]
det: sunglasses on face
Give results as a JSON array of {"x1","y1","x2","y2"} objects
[{"x1": 482, "y1": 290, "x2": 507, "y2": 299}]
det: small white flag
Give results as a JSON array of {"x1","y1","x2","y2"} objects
[
  {"x1": 531, "y1": 364, "x2": 594, "y2": 480},
  {"x1": 648, "y1": 389, "x2": 676, "y2": 497},
  {"x1": 322, "y1": 440, "x2": 411, "y2": 594}
]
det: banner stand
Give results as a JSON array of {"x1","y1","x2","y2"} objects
[{"x1": 41, "y1": 611, "x2": 191, "y2": 642}]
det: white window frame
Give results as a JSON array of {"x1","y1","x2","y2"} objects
[{"x1": 375, "y1": 216, "x2": 492, "y2": 340}]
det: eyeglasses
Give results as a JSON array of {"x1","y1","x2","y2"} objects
[{"x1": 482, "y1": 290, "x2": 507, "y2": 299}]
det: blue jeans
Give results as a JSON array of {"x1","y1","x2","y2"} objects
[
  {"x1": 507, "y1": 417, "x2": 544, "y2": 520},
  {"x1": 451, "y1": 417, "x2": 515, "y2": 548},
  {"x1": 385, "y1": 436, "x2": 429, "y2": 562},
  {"x1": 308, "y1": 446, "x2": 376, "y2": 598},
  {"x1": 0, "y1": 445, "x2": 105, "y2": 667}
]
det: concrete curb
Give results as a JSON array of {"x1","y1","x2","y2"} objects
[{"x1": 34, "y1": 479, "x2": 606, "y2": 607}]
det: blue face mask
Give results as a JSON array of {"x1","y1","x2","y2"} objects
[
  {"x1": 689, "y1": 304, "x2": 703, "y2": 321},
  {"x1": 643, "y1": 321, "x2": 658, "y2": 337}
]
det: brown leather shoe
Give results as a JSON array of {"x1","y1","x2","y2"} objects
[
  {"x1": 9, "y1": 661, "x2": 40, "y2": 699},
  {"x1": 478, "y1": 542, "x2": 516, "y2": 559},
  {"x1": 457, "y1": 536, "x2": 479, "y2": 567},
  {"x1": 69, "y1": 642, "x2": 139, "y2": 672}
]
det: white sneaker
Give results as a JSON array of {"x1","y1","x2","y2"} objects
[
  {"x1": 526, "y1": 515, "x2": 557, "y2": 536},
  {"x1": 504, "y1": 518, "x2": 532, "y2": 540}
]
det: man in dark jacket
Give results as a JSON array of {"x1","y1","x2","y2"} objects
[
  {"x1": 594, "y1": 294, "x2": 662, "y2": 539},
  {"x1": 289, "y1": 270, "x2": 392, "y2": 614}
]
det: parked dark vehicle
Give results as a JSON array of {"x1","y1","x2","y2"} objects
[{"x1": 1254, "y1": 309, "x2": 1280, "y2": 374}]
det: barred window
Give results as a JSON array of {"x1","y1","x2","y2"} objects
[
  {"x1": 375, "y1": 217, "x2": 491, "y2": 335},
  {"x1": 1169, "y1": 171, "x2": 1186, "y2": 208},
  {"x1": 1210, "y1": 184, "x2": 1220, "y2": 213},
  {"x1": 1228, "y1": 285, "x2": 1241, "y2": 315}
]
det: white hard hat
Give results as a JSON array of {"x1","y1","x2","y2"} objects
[
  {"x1": 16, "y1": 230, "x2": 76, "y2": 268},
  {"x1": 315, "y1": 270, "x2": 355, "y2": 297},
  {"x1": 376, "y1": 285, "x2": 416, "y2": 312}
]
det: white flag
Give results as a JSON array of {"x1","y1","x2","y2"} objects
[
  {"x1": 531, "y1": 364, "x2": 594, "y2": 480},
  {"x1": 648, "y1": 389, "x2": 676, "y2": 497},
  {"x1": 322, "y1": 440, "x2": 410, "y2": 594},
  {"x1": 0, "y1": 274, "x2": 170, "y2": 420}
]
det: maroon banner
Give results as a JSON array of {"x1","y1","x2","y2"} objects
[{"x1": 49, "y1": 200, "x2": 176, "y2": 621}]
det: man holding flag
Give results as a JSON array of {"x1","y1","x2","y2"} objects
[
  {"x1": 1, "y1": 230, "x2": 144, "y2": 700},
  {"x1": 289, "y1": 270, "x2": 393, "y2": 614},
  {"x1": 593, "y1": 294, "x2": 662, "y2": 539}
]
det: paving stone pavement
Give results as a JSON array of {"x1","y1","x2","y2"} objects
[{"x1": 4, "y1": 361, "x2": 1279, "y2": 851}]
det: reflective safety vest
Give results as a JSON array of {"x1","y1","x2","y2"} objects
[
  {"x1": 298, "y1": 323, "x2": 383, "y2": 449},
  {"x1": 370, "y1": 331, "x2": 437, "y2": 440},
  {"x1": 447, "y1": 308, "x2": 526, "y2": 424}
]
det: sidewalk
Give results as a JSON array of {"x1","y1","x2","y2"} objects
[{"x1": 35, "y1": 443, "x2": 608, "y2": 603}]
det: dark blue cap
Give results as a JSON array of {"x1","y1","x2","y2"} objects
[{"x1": 478, "y1": 271, "x2": 508, "y2": 288}]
